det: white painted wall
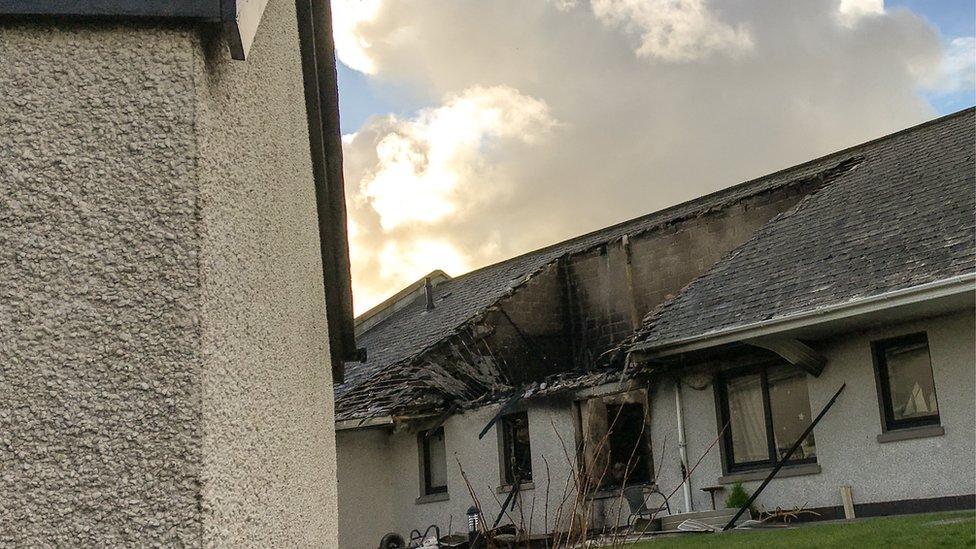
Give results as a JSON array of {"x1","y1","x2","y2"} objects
[
  {"x1": 2, "y1": 2, "x2": 342, "y2": 545},
  {"x1": 654, "y1": 309, "x2": 976, "y2": 514},
  {"x1": 336, "y1": 429, "x2": 397, "y2": 547},
  {"x1": 337, "y1": 310, "x2": 975, "y2": 546},
  {"x1": 337, "y1": 402, "x2": 585, "y2": 547}
]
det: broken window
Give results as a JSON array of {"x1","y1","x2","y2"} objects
[
  {"x1": 605, "y1": 403, "x2": 652, "y2": 486},
  {"x1": 717, "y1": 362, "x2": 816, "y2": 472},
  {"x1": 872, "y1": 333, "x2": 940, "y2": 431},
  {"x1": 500, "y1": 411, "x2": 533, "y2": 485},
  {"x1": 419, "y1": 427, "x2": 448, "y2": 495},
  {"x1": 578, "y1": 390, "x2": 653, "y2": 490}
]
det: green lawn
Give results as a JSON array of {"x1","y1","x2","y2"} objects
[{"x1": 629, "y1": 511, "x2": 975, "y2": 548}]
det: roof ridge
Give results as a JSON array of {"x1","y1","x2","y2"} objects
[{"x1": 428, "y1": 108, "x2": 975, "y2": 287}]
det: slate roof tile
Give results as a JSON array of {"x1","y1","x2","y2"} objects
[{"x1": 635, "y1": 108, "x2": 975, "y2": 349}]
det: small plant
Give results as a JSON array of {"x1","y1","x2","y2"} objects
[{"x1": 725, "y1": 482, "x2": 753, "y2": 513}]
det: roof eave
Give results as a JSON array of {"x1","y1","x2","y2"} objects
[
  {"x1": 335, "y1": 415, "x2": 394, "y2": 431},
  {"x1": 630, "y1": 273, "x2": 976, "y2": 360}
]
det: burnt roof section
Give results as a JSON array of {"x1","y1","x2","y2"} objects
[
  {"x1": 634, "y1": 108, "x2": 975, "y2": 351},
  {"x1": 338, "y1": 108, "x2": 976, "y2": 422}
]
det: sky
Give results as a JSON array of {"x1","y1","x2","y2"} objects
[{"x1": 333, "y1": 0, "x2": 976, "y2": 314}]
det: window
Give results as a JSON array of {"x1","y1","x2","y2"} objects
[
  {"x1": 577, "y1": 390, "x2": 654, "y2": 490},
  {"x1": 872, "y1": 333, "x2": 940, "y2": 431},
  {"x1": 717, "y1": 362, "x2": 817, "y2": 472},
  {"x1": 604, "y1": 403, "x2": 652, "y2": 487},
  {"x1": 419, "y1": 427, "x2": 448, "y2": 495},
  {"x1": 500, "y1": 412, "x2": 533, "y2": 485}
]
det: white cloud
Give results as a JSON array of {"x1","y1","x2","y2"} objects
[
  {"x1": 378, "y1": 240, "x2": 471, "y2": 283},
  {"x1": 838, "y1": 0, "x2": 884, "y2": 26},
  {"x1": 344, "y1": 85, "x2": 556, "y2": 311},
  {"x1": 357, "y1": 86, "x2": 556, "y2": 230},
  {"x1": 547, "y1": 0, "x2": 579, "y2": 11},
  {"x1": 340, "y1": 0, "x2": 946, "y2": 313},
  {"x1": 591, "y1": 0, "x2": 753, "y2": 61},
  {"x1": 331, "y1": 0, "x2": 382, "y2": 73},
  {"x1": 922, "y1": 37, "x2": 976, "y2": 94}
]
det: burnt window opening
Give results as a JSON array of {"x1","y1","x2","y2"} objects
[
  {"x1": 605, "y1": 403, "x2": 652, "y2": 487},
  {"x1": 872, "y1": 332, "x2": 940, "y2": 432},
  {"x1": 578, "y1": 390, "x2": 654, "y2": 491},
  {"x1": 716, "y1": 361, "x2": 817, "y2": 473},
  {"x1": 500, "y1": 411, "x2": 533, "y2": 485},
  {"x1": 419, "y1": 427, "x2": 448, "y2": 496}
]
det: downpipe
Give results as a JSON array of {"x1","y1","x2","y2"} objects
[{"x1": 674, "y1": 378, "x2": 693, "y2": 513}]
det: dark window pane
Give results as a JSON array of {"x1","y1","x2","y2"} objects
[
  {"x1": 502, "y1": 412, "x2": 533, "y2": 484},
  {"x1": 883, "y1": 339, "x2": 938, "y2": 421},
  {"x1": 422, "y1": 428, "x2": 447, "y2": 494},
  {"x1": 605, "y1": 403, "x2": 651, "y2": 486},
  {"x1": 767, "y1": 364, "x2": 816, "y2": 461},
  {"x1": 726, "y1": 374, "x2": 768, "y2": 465}
]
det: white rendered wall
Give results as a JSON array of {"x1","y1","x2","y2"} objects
[
  {"x1": 1, "y1": 1, "x2": 341, "y2": 545},
  {"x1": 337, "y1": 310, "x2": 975, "y2": 546},
  {"x1": 654, "y1": 309, "x2": 975, "y2": 514}
]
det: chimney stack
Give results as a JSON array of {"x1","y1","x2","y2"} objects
[{"x1": 424, "y1": 276, "x2": 435, "y2": 311}]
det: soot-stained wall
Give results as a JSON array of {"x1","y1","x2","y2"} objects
[
  {"x1": 565, "y1": 184, "x2": 816, "y2": 368},
  {"x1": 483, "y1": 262, "x2": 573, "y2": 383},
  {"x1": 464, "y1": 182, "x2": 818, "y2": 382}
]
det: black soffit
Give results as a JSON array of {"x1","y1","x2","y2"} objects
[{"x1": 0, "y1": 0, "x2": 270, "y2": 60}]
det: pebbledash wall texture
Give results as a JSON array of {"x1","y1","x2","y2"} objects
[{"x1": 0, "y1": 1, "x2": 339, "y2": 546}]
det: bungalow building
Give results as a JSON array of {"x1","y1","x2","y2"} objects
[{"x1": 335, "y1": 109, "x2": 975, "y2": 547}]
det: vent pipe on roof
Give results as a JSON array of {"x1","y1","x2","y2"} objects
[{"x1": 424, "y1": 276, "x2": 435, "y2": 311}]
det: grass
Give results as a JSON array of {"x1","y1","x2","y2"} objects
[{"x1": 628, "y1": 511, "x2": 975, "y2": 548}]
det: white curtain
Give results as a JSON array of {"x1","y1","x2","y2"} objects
[{"x1": 727, "y1": 374, "x2": 767, "y2": 464}]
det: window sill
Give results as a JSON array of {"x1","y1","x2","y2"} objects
[
  {"x1": 877, "y1": 425, "x2": 944, "y2": 443},
  {"x1": 497, "y1": 482, "x2": 535, "y2": 494},
  {"x1": 585, "y1": 483, "x2": 658, "y2": 500},
  {"x1": 719, "y1": 463, "x2": 821, "y2": 485},
  {"x1": 415, "y1": 492, "x2": 450, "y2": 505}
]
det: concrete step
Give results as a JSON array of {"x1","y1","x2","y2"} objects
[{"x1": 660, "y1": 508, "x2": 746, "y2": 530}]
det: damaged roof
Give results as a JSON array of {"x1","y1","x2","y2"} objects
[
  {"x1": 632, "y1": 108, "x2": 975, "y2": 352},
  {"x1": 337, "y1": 108, "x2": 976, "y2": 423}
]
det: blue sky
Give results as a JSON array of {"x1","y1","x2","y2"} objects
[
  {"x1": 336, "y1": 63, "x2": 423, "y2": 134},
  {"x1": 337, "y1": 0, "x2": 975, "y2": 133},
  {"x1": 889, "y1": 0, "x2": 976, "y2": 113}
]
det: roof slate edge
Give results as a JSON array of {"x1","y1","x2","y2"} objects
[
  {"x1": 631, "y1": 273, "x2": 976, "y2": 356},
  {"x1": 355, "y1": 270, "x2": 452, "y2": 333}
]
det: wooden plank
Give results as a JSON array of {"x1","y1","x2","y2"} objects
[{"x1": 841, "y1": 485, "x2": 856, "y2": 519}]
